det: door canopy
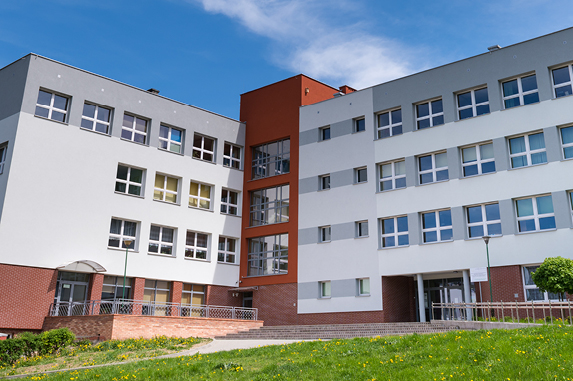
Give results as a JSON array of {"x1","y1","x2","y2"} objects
[{"x1": 56, "y1": 260, "x2": 106, "y2": 273}]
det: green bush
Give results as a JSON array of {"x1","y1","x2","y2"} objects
[{"x1": 0, "y1": 328, "x2": 75, "y2": 365}]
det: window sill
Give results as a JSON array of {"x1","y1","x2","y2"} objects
[
  {"x1": 355, "y1": 235, "x2": 369, "y2": 239},
  {"x1": 378, "y1": 245, "x2": 410, "y2": 250},
  {"x1": 421, "y1": 240, "x2": 454, "y2": 245},
  {"x1": 352, "y1": 130, "x2": 365, "y2": 135},
  {"x1": 120, "y1": 138, "x2": 149, "y2": 147},
  {"x1": 318, "y1": 188, "x2": 331, "y2": 192},
  {"x1": 460, "y1": 171, "x2": 496, "y2": 179},
  {"x1": 356, "y1": 294, "x2": 371, "y2": 298},
  {"x1": 501, "y1": 101, "x2": 540, "y2": 111},
  {"x1": 318, "y1": 240, "x2": 331, "y2": 244},
  {"x1": 188, "y1": 205, "x2": 214, "y2": 212},
  {"x1": 376, "y1": 186, "x2": 406, "y2": 194},
  {"x1": 184, "y1": 257, "x2": 210, "y2": 262},
  {"x1": 148, "y1": 252, "x2": 176, "y2": 258},
  {"x1": 223, "y1": 165, "x2": 243, "y2": 172},
  {"x1": 217, "y1": 261, "x2": 239, "y2": 266},
  {"x1": 318, "y1": 139, "x2": 331, "y2": 143},
  {"x1": 192, "y1": 157, "x2": 216, "y2": 165},
  {"x1": 108, "y1": 247, "x2": 139, "y2": 253},
  {"x1": 417, "y1": 179, "x2": 449, "y2": 187},
  {"x1": 354, "y1": 181, "x2": 368, "y2": 185},
  {"x1": 153, "y1": 199, "x2": 180, "y2": 207},
  {"x1": 158, "y1": 147, "x2": 184, "y2": 156},
  {"x1": 552, "y1": 93, "x2": 573, "y2": 101},
  {"x1": 318, "y1": 296, "x2": 331, "y2": 300},
  {"x1": 34, "y1": 115, "x2": 69, "y2": 125},
  {"x1": 80, "y1": 127, "x2": 112, "y2": 137},
  {"x1": 221, "y1": 212, "x2": 241, "y2": 218},
  {"x1": 465, "y1": 234, "x2": 502, "y2": 241},
  {"x1": 416, "y1": 124, "x2": 444, "y2": 132},
  {"x1": 375, "y1": 132, "x2": 404, "y2": 141},
  {"x1": 455, "y1": 112, "x2": 490, "y2": 122},
  {"x1": 508, "y1": 162, "x2": 548, "y2": 171},
  {"x1": 516, "y1": 228, "x2": 557, "y2": 235},
  {"x1": 114, "y1": 191, "x2": 145, "y2": 199}
]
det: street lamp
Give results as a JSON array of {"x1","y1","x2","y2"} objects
[
  {"x1": 122, "y1": 239, "x2": 133, "y2": 300},
  {"x1": 482, "y1": 236, "x2": 493, "y2": 303}
]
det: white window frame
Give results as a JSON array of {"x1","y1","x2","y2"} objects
[
  {"x1": 35, "y1": 89, "x2": 69, "y2": 122},
  {"x1": 319, "y1": 226, "x2": 331, "y2": 243},
  {"x1": 570, "y1": 191, "x2": 573, "y2": 223},
  {"x1": 154, "y1": 173, "x2": 179, "y2": 204},
  {"x1": 319, "y1": 281, "x2": 331, "y2": 298},
  {"x1": 319, "y1": 126, "x2": 331, "y2": 141},
  {"x1": 108, "y1": 218, "x2": 138, "y2": 250},
  {"x1": 466, "y1": 203, "x2": 502, "y2": 239},
  {"x1": 189, "y1": 181, "x2": 212, "y2": 210},
  {"x1": 115, "y1": 164, "x2": 144, "y2": 197},
  {"x1": 221, "y1": 188, "x2": 239, "y2": 216},
  {"x1": 522, "y1": 265, "x2": 561, "y2": 302},
  {"x1": 354, "y1": 117, "x2": 365, "y2": 133},
  {"x1": 421, "y1": 209, "x2": 453, "y2": 243},
  {"x1": 218, "y1": 236, "x2": 237, "y2": 264},
  {"x1": 357, "y1": 278, "x2": 370, "y2": 296},
  {"x1": 460, "y1": 142, "x2": 495, "y2": 177},
  {"x1": 551, "y1": 64, "x2": 573, "y2": 98},
  {"x1": 159, "y1": 124, "x2": 183, "y2": 154},
  {"x1": 456, "y1": 87, "x2": 489, "y2": 120},
  {"x1": 418, "y1": 152, "x2": 448, "y2": 184},
  {"x1": 376, "y1": 108, "x2": 402, "y2": 139},
  {"x1": 379, "y1": 216, "x2": 409, "y2": 248},
  {"x1": 223, "y1": 142, "x2": 242, "y2": 169},
  {"x1": 148, "y1": 225, "x2": 175, "y2": 256},
  {"x1": 319, "y1": 174, "x2": 330, "y2": 190},
  {"x1": 560, "y1": 125, "x2": 573, "y2": 160},
  {"x1": 354, "y1": 167, "x2": 367, "y2": 184},
  {"x1": 81, "y1": 103, "x2": 112, "y2": 134},
  {"x1": 185, "y1": 230, "x2": 209, "y2": 260},
  {"x1": 515, "y1": 195, "x2": 556, "y2": 233},
  {"x1": 415, "y1": 99, "x2": 443, "y2": 130},
  {"x1": 0, "y1": 143, "x2": 7, "y2": 175},
  {"x1": 508, "y1": 132, "x2": 546, "y2": 169},
  {"x1": 355, "y1": 220, "x2": 369, "y2": 238},
  {"x1": 378, "y1": 159, "x2": 406, "y2": 191},
  {"x1": 192, "y1": 134, "x2": 216, "y2": 162},
  {"x1": 121, "y1": 113, "x2": 148, "y2": 144},
  {"x1": 502, "y1": 74, "x2": 539, "y2": 109},
  {"x1": 182, "y1": 284, "x2": 206, "y2": 306}
]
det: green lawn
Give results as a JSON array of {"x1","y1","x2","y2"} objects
[{"x1": 17, "y1": 325, "x2": 573, "y2": 380}]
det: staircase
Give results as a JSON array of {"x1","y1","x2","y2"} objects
[{"x1": 215, "y1": 322, "x2": 460, "y2": 340}]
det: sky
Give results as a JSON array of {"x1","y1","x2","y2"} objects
[{"x1": 1, "y1": 0, "x2": 573, "y2": 119}]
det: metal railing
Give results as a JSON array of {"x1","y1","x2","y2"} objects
[
  {"x1": 432, "y1": 301, "x2": 573, "y2": 324},
  {"x1": 48, "y1": 299, "x2": 258, "y2": 321}
]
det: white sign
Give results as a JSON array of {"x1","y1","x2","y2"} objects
[{"x1": 470, "y1": 267, "x2": 488, "y2": 282}]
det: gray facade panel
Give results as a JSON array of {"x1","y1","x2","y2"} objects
[
  {"x1": 552, "y1": 190, "x2": 572, "y2": 229},
  {"x1": 499, "y1": 199, "x2": 516, "y2": 236},
  {"x1": 447, "y1": 147, "x2": 461, "y2": 180},
  {"x1": 451, "y1": 206, "x2": 466, "y2": 241},
  {"x1": 0, "y1": 57, "x2": 30, "y2": 121},
  {"x1": 492, "y1": 137, "x2": 509, "y2": 172},
  {"x1": 298, "y1": 282, "x2": 319, "y2": 300},
  {"x1": 331, "y1": 168, "x2": 354, "y2": 188},
  {"x1": 407, "y1": 212, "x2": 420, "y2": 246},
  {"x1": 332, "y1": 279, "x2": 358, "y2": 298},
  {"x1": 544, "y1": 126, "x2": 562, "y2": 163},
  {"x1": 299, "y1": 227, "x2": 318, "y2": 246},
  {"x1": 299, "y1": 176, "x2": 318, "y2": 194},
  {"x1": 332, "y1": 221, "x2": 356, "y2": 241},
  {"x1": 405, "y1": 156, "x2": 417, "y2": 187},
  {"x1": 331, "y1": 119, "x2": 352, "y2": 139},
  {"x1": 300, "y1": 129, "x2": 318, "y2": 146}
]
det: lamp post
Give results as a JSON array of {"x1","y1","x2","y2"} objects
[
  {"x1": 482, "y1": 236, "x2": 493, "y2": 303},
  {"x1": 122, "y1": 239, "x2": 133, "y2": 300}
]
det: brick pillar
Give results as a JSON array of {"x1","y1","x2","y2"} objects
[
  {"x1": 88, "y1": 273, "x2": 104, "y2": 315},
  {"x1": 171, "y1": 281, "x2": 182, "y2": 316},
  {"x1": 132, "y1": 278, "x2": 146, "y2": 315}
]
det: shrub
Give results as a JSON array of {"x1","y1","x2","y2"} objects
[{"x1": 0, "y1": 328, "x2": 75, "y2": 365}]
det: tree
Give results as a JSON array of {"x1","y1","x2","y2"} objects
[{"x1": 531, "y1": 256, "x2": 573, "y2": 301}]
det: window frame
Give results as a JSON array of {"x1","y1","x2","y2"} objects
[
  {"x1": 354, "y1": 117, "x2": 365, "y2": 133},
  {"x1": 319, "y1": 281, "x2": 331, "y2": 298},
  {"x1": 456, "y1": 87, "x2": 490, "y2": 120},
  {"x1": 460, "y1": 142, "x2": 496, "y2": 177},
  {"x1": 354, "y1": 167, "x2": 367, "y2": 184},
  {"x1": 319, "y1": 126, "x2": 331, "y2": 141},
  {"x1": 153, "y1": 173, "x2": 179, "y2": 204},
  {"x1": 501, "y1": 74, "x2": 539, "y2": 109},
  {"x1": 108, "y1": 218, "x2": 138, "y2": 251},
  {"x1": 81, "y1": 103, "x2": 112, "y2": 134},
  {"x1": 319, "y1": 174, "x2": 330, "y2": 191},
  {"x1": 221, "y1": 188, "x2": 239, "y2": 216},
  {"x1": 35, "y1": 89, "x2": 70, "y2": 123},
  {"x1": 355, "y1": 220, "x2": 369, "y2": 238},
  {"x1": 522, "y1": 265, "x2": 561, "y2": 302},
  {"x1": 418, "y1": 151, "x2": 448, "y2": 185},
  {"x1": 218, "y1": 236, "x2": 237, "y2": 264},
  {"x1": 508, "y1": 131, "x2": 547, "y2": 169},
  {"x1": 102, "y1": 275, "x2": 132, "y2": 300},
  {"x1": 357, "y1": 278, "x2": 370, "y2": 296},
  {"x1": 559, "y1": 125, "x2": 573, "y2": 160},
  {"x1": 148, "y1": 225, "x2": 176, "y2": 256},
  {"x1": 378, "y1": 159, "x2": 406, "y2": 191},
  {"x1": 189, "y1": 181, "x2": 212, "y2": 210},
  {"x1": 251, "y1": 139, "x2": 290, "y2": 180},
  {"x1": 0, "y1": 143, "x2": 7, "y2": 175},
  {"x1": 247, "y1": 234, "x2": 289, "y2": 277},
  {"x1": 121, "y1": 113, "x2": 148, "y2": 144},
  {"x1": 421, "y1": 209, "x2": 453, "y2": 244},
  {"x1": 376, "y1": 108, "x2": 402, "y2": 139},
  {"x1": 115, "y1": 164, "x2": 144, "y2": 197},
  {"x1": 551, "y1": 64, "x2": 573, "y2": 98},
  {"x1": 415, "y1": 99, "x2": 444, "y2": 130},
  {"x1": 379, "y1": 216, "x2": 409, "y2": 248},
  {"x1": 185, "y1": 230, "x2": 209, "y2": 260},
  {"x1": 223, "y1": 142, "x2": 242, "y2": 169},
  {"x1": 192, "y1": 133, "x2": 216, "y2": 162},
  {"x1": 181, "y1": 284, "x2": 205, "y2": 306},
  {"x1": 465, "y1": 203, "x2": 502, "y2": 239},
  {"x1": 159, "y1": 124, "x2": 184, "y2": 154},
  {"x1": 319, "y1": 226, "x2": 331, "y2": 243},
  {"x1": 249, "y1": 184, "x2": 289, "y2": 226},
  {"x1": 515, "y1": 194, "x2": 556, "y2": 233}
]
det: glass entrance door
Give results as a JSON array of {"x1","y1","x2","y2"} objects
[
  {"x1": 54, "y1": 272, "x2": 90, "y2": 316},
  {"x1": 418, "y1": 277, "x2": 465, "y2": 321}
]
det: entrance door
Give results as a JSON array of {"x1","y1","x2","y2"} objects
[{"x1": 242, "y1": 292, "x2": 253, "y2": 308}]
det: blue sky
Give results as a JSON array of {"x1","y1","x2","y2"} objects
[{"x1": 1, "y1": 0, "x2": 572, "y2": 119}]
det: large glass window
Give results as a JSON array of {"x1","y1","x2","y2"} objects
[
  {"x1": 378, "y1": 160, "x2": 406, "y2": 191},
  {"x1": 247, "y1": 234, "x2": 288, "y2": 276},
  {"x1": 159, "y1": 125, "x2": 183, "y2": 154},
  {"x1": 422, "y1": 210, "x2": 452, "y2": 243},
  {"x1": 466, "y1": 203, "x2": 502, "y2": 238},
  {"x1": 249, "y1": 185, "x2": 289, "y2": 226},
  {"x1": 461, "y1": 142, "x2": 495, "y2": 177},
  {"x1": 81, "y1": 103, "x2": 111, "y2": 134},
  {"x1": 416, "y1": 99, "x2": 443, "y2": 130},
  {"x1": 502, "y1": 74, "x2": 539, "y2": 109},
  {"x1": 377, "y1": 108, "x2": 402, "y2": 138},
  {"x1": 457, "y1": 87, "x2": 489, "y2": 120},
  {"x1": 121, "y1": 114, "x2": 148, "y2": 144},
  {"x1": 419, "y1": 152, "x2": 448, "y2": 184},
  {"x1": 523, "y1": 266, "x2": 560, "y2": 301},
  {"x1": 509, "y1": 132, "x2": 546, "y2": 168},
  {"x1": 552, "y1": 65, "x2": 573, "y2": 98},
  {"x1": 108, "y1": 218, "x2": 137, "y2": 249},
  {"x1": 560, "y1": 126, "x2": 573, "y2": 159},
  {"x1": 35, "y1": 90, "x2": 69, "y2": 122},
  {"x1": 148, "y1": 225, "x2": 175, "y2": 256},
  {"x1": 115, "y1": 164, "x2": 144, "y2": 197},
  {"x1": 515, "y1": 195, "x2": 556, "y2": 232},
  {"x1": 380, "y1": 216, "x2": 409, "y2": 248},
  {"x1": 251, "y1": 139, "x2": 290, "y2": 180}
]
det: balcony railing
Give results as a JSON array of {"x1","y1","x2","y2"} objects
[{"x1": 48, "y1": 299, "x2": 258, "y2": 320}]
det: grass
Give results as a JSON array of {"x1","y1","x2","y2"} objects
[
  {"x1": 0, "y1": 336, "x2": 206, "y2": 378},
  {"x1": 13, "y1": 325, "x2": 573, "y2": 380}
]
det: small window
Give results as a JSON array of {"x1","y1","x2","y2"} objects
[
  {"x1": 0, "y1": 143, "x2": 7, "y2": 175},
  {"x1": 218, "y1": 237, "x2": 237, "y2": 263},
  {"x1": 189, "y1": 181, "x2": 212, "y2": 210},
  {"x1": 35, "y1": 89, "x2": 69, "y2": 123},
  {"x1": 416, "y1": 99, "x2": 443, "y2": 130},
  {"x1": 355, "y1": 167, "x2": 367, "y2": 183},
  {"x1": 185, "y1": 231, "x2": 209, "y2": 260},
  {"x1": 154, "y1": 174, "x2": 179, "y2": 204},
  {"x1": 356, "y1": 221, "x2": 368, "y2": 237},
  {"x1": 319, "y1": 174, "x2": 330, "y2": 190},
  {"x1": 502, "y1": 74, "x2": 539, "y2": 109},
  {"x1": 149, "y1": 225, "x2": 175, "y2": 256},
  {"x1": 515, "y1": 195, "x2": 555, "y2": 232},
  {"x1": 357, "y1": 278, "x2": 370, "y2": 296},
  {"x1": 461, "y1": 142, "x2": 495, "y2": 177},
  {"x1": 457, "y1": 87, "x2": 489, "y2": 120},
  {"x1": 159, "y1": 125, "x2": 183, "y2": 154},
  {"x1": 552, "y1": 65, "x2": 573, "y2": 98},
  {"x1": 319, "y1": 226, "x2": 331, "y2": 242},
  {"x1": 115, "y1": 164, "x2": 144, "y2": 197},
  {"x1": 378, "y1": 160, "x2": 406, "y2": 191},
  {"x1": 422, "y1": 209, "x2": 453, "y2": 243},
  {"x1": 81, "y1": 103, "x2": 112, "y2": 134},
  {"x1": 380, "y1": 216, "x2": 409, "y2": 248},
  {"x1": 419, "y1": 152, "x2": 448, "y2": 184},
  {"x1": 121, "y1": 113, "x2": 148, "y2": 144},
  {"x1": 223, "y1": 143, "x2": 242, "y2": 169},
  {"x1": 508, "y1": 132, "x2": 546, "y2": 168},
  {"x1": 320, "y1": 126, "x2": 331, "y2": 141},
  {"x1": 466, "y1": 203, "x2": 502, "y2": 238},
  {"x1": 560, "y1": 126, "x2": 573, "y2": 159},
  {"x1": 108, "y1": 218, "x2": 137, "y2": 249},
  {"x1": 320, "y1": 281, "x2": 331, "y2": 298},
  {"x1": 354, "y1": 118, "x2": 365, "y2": 133},
  {"x1": 377, "y1": 108, "x2": 402, "y2": 139},
  {"x1": 221, "y1": 189, "x2": 239, "y2": 215},
  {"x1": 192, "y1": 134, "x2": 216, "y2": 162}
]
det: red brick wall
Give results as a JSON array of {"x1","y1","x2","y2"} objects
[
  {"x1": 0, "y1": 264, "x2": 57, "y2": 331},
  {"x1": 382, "y1": 276, "x2": 416, "y2": 322},
  {"x1": 298, "y1": 310, "x2": 386, "y2": 325},
  {"x1": 88, "y1": 274, "x2": 104, "y2": 300},
  {"x1": 254, "y1": 283, "x2": 298, "y2": 325},
  {"x1": 206, "y1": 285, "x2": 242, "y2": 307}
]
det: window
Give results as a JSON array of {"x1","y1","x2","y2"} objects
[
  {"x1": 457, "y1": 87, "x2": 489, "y2": 120},
  {"x1": 143, "y1": 280, "x2": 171, "y2": 316},
  {"x1": 247, "y1": 234, "x2": 288, "y2": 276},
  {"x1": 185, "y1": 231, "x2": 209, "y2": 260},
  {"x1": 508, "y1": 132, "x2": 546, "y2": 168},
  {"x1": 377, "y1": 109, "x2": 402, "y2": 138},
  {"x1": 251, "y1": 139, "x2": 290, "y2": 180},
  {"x1": 223, "y1": 143, "x2": 241, "y2": 169},
  {"x1": 378, "y1": 160, "x2": 406, "y2": 191},
  {"x1": 320, "y1": 281, "x2": 331, "y2": 298},
  {"x1": 552, "y1": 64, "x2": 573, "y2": 98},
  {"x1": 221, "y1": 189, "x2": 239, "y2": 215},
  {"x1": 193, "y1": 134, "x2": 215, "y2": 162},
  {"x1": 319, "y1": 226, "x2": 331, "y2": 242},
  {"x1": 81, "y1": 103, "x2": 111, "y2": 134},
  {"x1": 523, "y1": 266, "x2": 560, "y2": 301},
  {"x1": 416, "y1": 99, "x2": 443, "y2": 130},
  {"x1": 355, "y1": 167, "x2": 367, "y2": 183},
  {"x1": 115, "y1": 165, "x2": 144, "y2": 196},
  {"x1": 0, "y1": 143, "x2": 7, "y2": 175},
  {"x1": 182, "y1": 284, "x2": 205, "y2": 306},
  {"x1": 319, "y1": 174, "x2": 330, "y2": 190},
  {"x1": 380, "y1": 216, "x2": 409, "y2": 248},
  {"x1": 356, "y1": 221, "x2": 368, "y2": 238},
  {"x1": 570, "y1": 192, "x2": 573, "y2": 222},
  {"x1": 515, "y1": 195, "x2": 555, "y2": 233},
  {"x1": 121, "y1": 114, "x2": 148, "y2": 144},
  {"x1": 357, "y1": 278, "x2": 370, "y2": 296},
  {"x1": 354, "y1": 118, "x2": 365, "y2": 133},
  {"x1": 422, "y1": 210, "x2": 453, "y2": 243},
  {"x1": 249, "y1": 185, "x2": 289, "y2": 226},
  {"x1": 419, "y1": 152, "x2": 448, "y2": 184},
  {"x1": 320, "y1": 126, "x2": 331, "y2": 141},
  {"x1": 102, "y1": 276, "x2": 132, "y2": 300},
  {"x1": 466, "y1": 203, "x2": 502, "y2": 238},
  {"x1": 159, "y1": 125, "x2": 183, "y2": 154},
  {"x1": 154, "y1": 174, "x2": 178, "y2": 203},
  {"x1": 560, "y1": 126, "x2": 573, "y2": 159},
  {"x1": 218, "y1": 237, "x2": 237, "y2": 263},
  {"x1": 189, "y1": 181, "x2": 212, "y2": 210},
  {"x1": 35, "y1": 90, "x2": 69, "y2": 122},
  {"x1": 461, "y1": 142, "x2": 495, "y2": 177},
  {"x1": 108, "y1": 218, "x2": 137, "y2": 249},
  {"x1": 502, "y1": 74, "x2": 539, "y2": 109},
  {"x1": 148, "y1": 225, "x2": 175, "y2": 255}
]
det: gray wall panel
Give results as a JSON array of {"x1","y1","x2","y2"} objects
[
  {"x1": 447, "y1": 147, "x2": 461, "y2": 180},
  {"x1": 544, "y1": 126, "x2": 562, "y2": 163},
  {"x1": 298, "y1": 282, "x2": 319, "y2": 300},
  {"x1": 492, "y1": 137, "x2": 509, "y2": 172},
  {"x1": 405, "y1": 156, "x2": 417, "y2": 187},
  {"x1": 331, "y1": 120, "x2": 352, "y2": 138},
  {"x1": 499, "y1": 199, "x2": 516, "y2": 236},
  {"x1": 552, "y1": 190, "x2": 572, "y2": 229},
  {"x1": 299, "y1": 227, "x2": 319, "y2": 245},
  {"x1": 332, "y1": 279, "x2": 358, "y2": 298},
  {"x1": 332, "y1": 221, "x2": 356, "y2": 241},
  {"x1": 451, "y1": 206, "x2": 466, "y2": 240},
  {"x1": 300, "y1": 129, "x2": 318, "y2": 146},
  {"x1": 0, "y1": 56, "x2": 30, "y2": 120},
  {"x1": 407, "y1": 212, "x2": 420, "y2": 246},
  {"x1": 331, "y1": 168, "x2": 353, "y2": 188},
  {"x1": 300, "y1": 176, "x2": 318, "y2": 194}
]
